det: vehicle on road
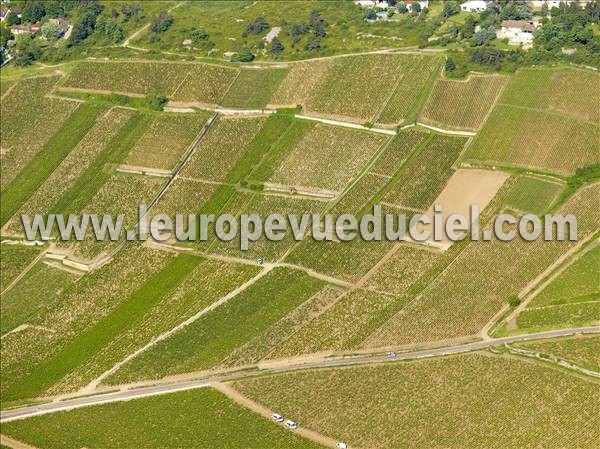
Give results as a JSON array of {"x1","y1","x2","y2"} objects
[
  {"x1": 387, "y1": 352, "x2": 396, "y2": 359},
  {"x1": 285, "y1": 420, "x2": 298, "y2": 429},
  {"x1": 272, "y1": 413, "x2": 284, "y2": 422},
  {"x1": 336, "y1": 442, "x2": 348, "y2": 449}
]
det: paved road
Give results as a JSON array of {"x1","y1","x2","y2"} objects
[{"x1": 2, "y1": 326, "x2": 598, "y2": 422}]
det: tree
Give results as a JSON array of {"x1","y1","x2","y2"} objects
[
  {"x1": 45, "y1": 1, "x2": 65, "y2": 18},
  {"x1": 443, "y1": 1, "x2": 460, "y2": 18},
  {"x1": 463, "y1": 15, "x2": 477, "y2": 38},
  {"x1": 41, "y1": 21, "x2": 61, "y2": 41},
  {"x1": 150, "y1": 11, "x2": 173, "y2": 33},
  {"x1": 0, "y1": 26, "x2": 13, "y2": 48},
  {"x1": 388, "y1": 0, "x2": 397, "y2": 6},
  {"x1": 147, "y1": 94, "x2": 168, "y2": 111},
  {"x1": 309, "y1": 10, "x2": 327, "y2": 38},
  {"x1": 22, "y1": 1, "x2": 46, "y2": 23},
  {"x1": 473, "y1": 25, "x2": 497, "y2": 46},
  {"x1": 445, "y1": 57, "x2": 456, "y2": 72},
  {"x1": 244, "y1": 16, "x2": 269, "y2": 36},
  {"x1": 508, "y1": 295, "x2": 521, "y2": 308},
  {"x1": 411, "y1": 2, "x2": 422, "y2": 16},
  {"x1": 6, "y1": 12, "x2": 20, "y2": 26},
  {"x1": 270, "y1": 36, "x2": 284, "y2": 56},
  {"x1": 190, "y1": 28, "x2": 209, "y2": 42},
  {"x1": 304, "y1": 35, "x2": 322, "y2": 51},
  {"x1": 397, "y1": 2, "x2": 408, "y2": 13},
  {"x1": 13, "y1": 34, "x2": 42, "y2": 66},
  {"x1": 69, "y1": 11, "x2": 97, "y2": 45},
  {"x1": 231, "y1": 47, "x2": 255, "y2": 62}
]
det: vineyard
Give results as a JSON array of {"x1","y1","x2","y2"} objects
[
  {"x1": 233, "y1": 352, "x2": 600, "y2": 449},
  {"x1": 517, "y1": 334, "x2": 600, "y2": 372},
  {"x1": 4, "y1": 107, "x2": 135, "y2": 235},
  {"x1": 50, "y1": 257, "x2": 260, "y2": 395},
  {"x1": 221, "y1": 68, "x2": 289, "y2": 109},
  {"x1": 383, "y1": 134, "x2": 467, "y2": 211},
  {"x1": 107, "y1": 267, "x2": 325, "y2": 384},
  {"x1": 0, "y1": 76, "x2": 78, "y2": 190},
  {"x1": 419, "y1": 75, "x2": 507, "y2": 131},
  {"x1": 504, "y1": 175, "x2": 563, "y2": 215},
  {"x1": 268, "y1": 123, "x2": 388, "y2": 193},
  {"x1": 170, "y1": 63, "x2": 239, "y2": 104},
  {"x1": 499, "y1": 68, "x2": 600, "y2": 123},
  {"x1": 0, "y1": 244, "x2": 43, "y2": 291},
  {"x1": 1, "y1": 388, "x2": 322, "y2": 449},
  {"x1": 462, "y1": 105, "x2": 599, "y2": 175},
  {"x1": 126, "y1": 112, "x2": 210, "y2": 170},
  {"x1": 363, "y1": 184, "x2": 600, "y2": 348},
  {"x1": 180, "y1": 116, "x2": 267, "y2": 182},
  {"x1": 69, "y1": 173, "x2": 164, "y2": 261},
  {"x1": 1, "y1": 244, "x2": 173, "y2": 400}
]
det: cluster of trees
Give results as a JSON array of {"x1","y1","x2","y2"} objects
[
  {"x1": 534, "y1": 0, "x2": 600, "y2": 64},
  {"x1": 287, "y1": 10, "x2": 327, "y2": 51},
  {"x1": 150, "y1": 11, "x2": 173, "y2": 34}
]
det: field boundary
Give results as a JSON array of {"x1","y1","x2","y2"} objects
[{"x1": 295, "y1": 114, "x2": 396, "y2": 135}]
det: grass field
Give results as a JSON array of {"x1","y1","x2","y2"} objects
[
  {"x1": 125, "y1": 112, "x2": 210, "y2": 170},
  {"x1": 2, "y1": 388, "x2": 323, "y2": 449},
  {"x1": 517, "y1": 334, "x2": 600, "y2": 372},
  {"x1": 1, "y1": 244, "x2": 173, "y2": 401},
  {"x1": 180, "y1": 115, "x2": 267, "y2": 182},
  {"x1": 107, "y1": 267, "x2": 325, "y2": 384},
  {"x1": 504, "y1": 175, "x2": 563, "y2": 215},
  {"x1": 268, "y1": 123, "x2": 388, "y2": 193},
  {"x1": 0, "y1": 103, "x2": 105, "y2": 227},
  {"x1": 221, "y1": 68, "x2": 289, "y2": 109},
  {"x1": 383, "y1": 134, "x2": 467, "y2": 211},
  {"x1": 0, "y1": 244, "x2": 43, "y2": 292},
  {"x1": 0, "y1": 76, "x2": 78, "y2": 189},
  {"x1": 419, "y1": 75, "x2": 507, "y2": 131},
  {"x1": 233, "y1": 352, "x2": 600, "y2": 449}
]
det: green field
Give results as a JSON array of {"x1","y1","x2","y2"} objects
[
  {"x1": 107, "y1": 267, "x2": 325, "y2": 384},
  {"x1": 518, "y1": 335, "x2": 600, "y2": 372},
  {"x1": 2, "y1": 388, "x2": 323, "y2": 449},
  {"x1": 233, "y1": 352, "x2": 600, "y2": 449}
]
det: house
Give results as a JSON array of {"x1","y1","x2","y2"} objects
[
  {"x1": 1, "y1": 6, "x2": 21, "y2": 22},
  {"x1": 497, "y1": 20, "x2": 539, "y2": 48},
  {"x1": 460, "y1": 0, "x2": 492, "y2": 13},
  {"x1": 404, "y1": 0, "x2": 429, "y2": 8},
  {"x1": 355, "y1": 0, "x2": 376, "y2": 7},
  {"x1": 10, "y1": 22, "x2": 41, "y2": 35},
  {"x1": 48, "y1": 18, "x2": 70, "y2": 36},
  {"x1": 528, "y1": 1, "x2": 588, "y2": 9}
]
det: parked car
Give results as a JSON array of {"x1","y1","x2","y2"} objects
[
  {"x1": 272, "y1": 413, "x2": 284, "y2": 422},
  {"x1": 387, "y1": 351, "x2": 396, "y2": 359},
  {"x1": 285, "y1": 420, "x2": 298, "y2": 429},
  {"x1": 336, "y1": 443, "x2": 348, "y2": 449}
]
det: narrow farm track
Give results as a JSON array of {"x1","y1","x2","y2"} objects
[
  {"x1": 2, "y1": 326, "x2": 598, "y2": 423},
  {"x1": 212, "y1": 383, "x2": 343, "y2": 449},
  {"x1": 0, "y1": 435, "x2": 40, "y2": 449}
]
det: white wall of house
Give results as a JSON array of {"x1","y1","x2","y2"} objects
[{"x1": 460, "y1": 1, "x2": 490, "y2": 12}]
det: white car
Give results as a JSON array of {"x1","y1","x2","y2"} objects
[
  {"x1": 336, "y1": 443, "x2": 348, "y2": 449},
  {"x1": 387, "y1": 351, "x2": 396, "y2": 359},
  {"x1": 285, "y1": 420, "x2": 298, "y2": 429},
  {"x1": 271, "y1": 413, "x2": 284, "y2": 422}
]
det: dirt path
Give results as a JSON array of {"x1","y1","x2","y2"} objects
[
  {"x1": 212, "y1": 383, "x2": 344, "y2": 449},
  {"x1": 415, "y1": 122, "x2": 477, "y2": 136},
  {"x1": 0, "y1": 435, "x2": 40, "y2": 449},
  {"x1": 1, "y1": 249, "x2": 46, "y2": 296}
]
